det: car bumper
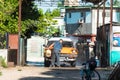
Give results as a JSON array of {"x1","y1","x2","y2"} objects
[{"x1": 60, "y1": 53, "x2": 77, "y2": 61}]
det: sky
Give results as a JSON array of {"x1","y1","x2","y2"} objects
[
  {"x1": 34, "y1": 0, "x2": 119, "y2": 13},
  {"x1": 35, "y1": 0, "x2": 58, "y2": 13}
]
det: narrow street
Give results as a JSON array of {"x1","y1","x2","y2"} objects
[{"x1": 0, "y1": 66, "x2": 112, "y2": 80}]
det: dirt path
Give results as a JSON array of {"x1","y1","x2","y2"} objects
[{"x1": 0, "y1": 66, "x2": 111, "y2": 80}]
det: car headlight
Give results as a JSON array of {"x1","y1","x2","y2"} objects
[
  {"x1": 72, "y1": 50, "x2": 76, "y2": 53},
  {"x1": 72, "y1": 50, "x2": 77, "y2": 54},
  {"x1": 72, "y1": 50, "x2": 78, "y2": 56},
  {"x1": 45, "y1": 49, "x2": 51, "y2": 57}
]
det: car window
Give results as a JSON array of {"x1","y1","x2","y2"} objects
[{"x1": 47, "y1": 41, "x2": 55, "y2": 47}]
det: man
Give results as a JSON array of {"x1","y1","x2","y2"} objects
[
  {"x1": 48, "y1": 39, "x2": 63, "y2": 67},
  {"x1": 84, "y1": 42, "x2": 90, "y2": 61}
]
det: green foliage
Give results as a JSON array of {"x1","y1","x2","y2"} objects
[
  {"x1": 36, "y1": 8, "x2": 60, "y2": 36},
  {"x1": 0, "y1": 0, "x2": 18, "y2": 35},
  {"x1": 17, "y1": 68, "x2": 22, "y2": 71},
  {"x1": 0, "y1": 71, "x2": 2, "y2": 76},
  {"x1": 58, "y1": 0, "x2": 64, "y2": 7},
  {"x1": 0, "y1": 0, "x2": 18, "y2": 48},
  {"x1": 113, "y1": 0, "x2": 120, "y2": 7},
  {"x1": 51, "y1": 9, "x2": 60, "y2": 17},
  {"x1": 0, "y1": 56, "x2": 7, "y2": 68},
  {"x1": 22, "y1": 19, "x2": 37, "y2": 38},
  {"x1": 22, "y1": 0, "x2": 39, "y2": 20},
  {"x1": 0, "y1": 0, "x2": 61, "y2": 38},
  {"x1": 0, "y1": 34, "x2": 6, "y2": 49}
]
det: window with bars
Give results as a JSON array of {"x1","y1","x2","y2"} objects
[
  {"x1": 68, "y1": 13, "x2": 71, "y2": 18},
  {"x1": 81, "y1": 12, "x2": 84, "y2": 17}
]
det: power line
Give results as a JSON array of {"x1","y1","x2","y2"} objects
[{"x1": 35, "y1": 0, "x2": 83, "y2": 7}]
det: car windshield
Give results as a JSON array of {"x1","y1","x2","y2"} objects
[
  {"x1": 47, "y1": 41, "x2": 73, "y2": 47},
  {"x1": 62, "y1": 41, "x2": 73, "y2": 47},
  {"x1": 47, "y1": 41, "x2": 55, "y2": 47}
]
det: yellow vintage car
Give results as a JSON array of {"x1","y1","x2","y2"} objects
[{"x1": 43, "y1": 37, "x2": 78, "y2": 67}]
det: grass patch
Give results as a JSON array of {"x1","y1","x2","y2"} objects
[
  {"x1": 0, "y1": 72, "x2": 2, "y2": 76},
  {"x1": 17, "y1": 66, "x2": 22, "y2": 71},
  {"x1": 17, "y1": 69, "x2": 22, "y2": 71}
]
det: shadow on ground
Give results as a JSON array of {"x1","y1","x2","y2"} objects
[
  {"x1": 19, "y1": 68, "x2": 81, "y2": 80},
  {"x1": 18, "y1": 67, "x2": 113, "y2": 80}
]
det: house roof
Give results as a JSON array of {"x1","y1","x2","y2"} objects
[
  {"x1": 84, "y1": 0, "x2": 102, "y2": 4},
  {"x1": 65, "y1": 6, "x2": 120, "y2": 10},
  {"x1": 99, "y1": 22, "x2": 120, "y2": 27},
  {"x1": 67, "y1": 34, "x2": 96, "y2": 37}
]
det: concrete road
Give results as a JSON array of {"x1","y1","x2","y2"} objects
[{"x1": 0, "y1": 66, "x2": 112, "y2": 80}]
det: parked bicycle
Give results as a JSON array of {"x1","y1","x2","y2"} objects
[{"x1": 80, "y1": 57, "x2": 101, "y2": 80}]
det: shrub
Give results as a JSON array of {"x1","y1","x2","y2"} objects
[
  {"x1": 0, "y1": 71, "x2": 2, "y2": 76},
  {"x1": 0, "y1": 56, "x2": 7, "y2": 68}
]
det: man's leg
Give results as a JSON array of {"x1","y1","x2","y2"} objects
[
  {"x1": 55, "y1": 50, "x2": 60, "y2": 67},
  {"x1": 50, "y1": 51, "x2": 55, "y2": 67},
  {"x1": 86, "y1": 51, "x2": 89, "y2": 61}
]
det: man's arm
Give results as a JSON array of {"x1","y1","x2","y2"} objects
[{"x1": 48, "y1": 43, "x2": 54, "y2": 49}]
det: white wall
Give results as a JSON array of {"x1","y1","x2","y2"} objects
[
  {"x1": 53, "y1": 17, "x2": 65, "y2": 27},
  {"x1": 92, "y1": 9, "x2": 119, "y2": 35},
  {"x1": 27, "y1": 36, "x2": 46, "y2": 62},
  {"x1": 52, "y1": 17, "x2": 66, "y2": 35}
]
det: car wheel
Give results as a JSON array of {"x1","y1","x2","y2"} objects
[
  {"x1": 70, "y1": 61, "x2": 76, "y2": 67},
  {"x1": 44, "y1": 58, "x2": 51, "y2": 67}
]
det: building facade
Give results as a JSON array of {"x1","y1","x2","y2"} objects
[
  {"x1": 64, "y1": 0, "x2": 79, "y2": 6},
  {"x1": 52, "y1": 17, "x2": 66, "y2": 36},
  {"x1": 64, "y1": 7, "x2": 120, "y2": 42}
]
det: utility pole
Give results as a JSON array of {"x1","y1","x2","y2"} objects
[
  {"x1": 110, "y1": 0, "x2": 113, "y2": 38},
  {"x1": 18, "y1": 0, "x2": 22, "y2": 66},
  {"x1": 103, "y1": 0, "x2": 105, "y2": 26},
  {"x1": 109, "y1": 0, "x2": 113, "y2": 66}
]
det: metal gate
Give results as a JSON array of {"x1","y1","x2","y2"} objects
[{"x1": 26, "y1": 36, "x2": 46, "y2": 66}]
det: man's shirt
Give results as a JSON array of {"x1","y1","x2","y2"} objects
[{"x1": 53, "y1": 41, "x2": 62, "y2": 51}]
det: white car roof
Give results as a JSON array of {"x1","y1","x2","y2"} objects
[{"x1": 48, "y1": 37, "x2": 72, "y2": 42}]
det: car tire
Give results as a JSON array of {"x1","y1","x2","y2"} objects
[
  {"x1": 70, "y1": 61, "x2": 76, "y2": 67},
  {"x1": 44, "y1": 58, "x2": 51, "y2": 67}
]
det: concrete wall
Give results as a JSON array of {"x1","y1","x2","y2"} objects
[
  {"x1": 66, "y1": 23, "x2": 92, "y2": 35},
  {"x1": 92, "y1": 8, "x2": 120, "y2": 34},
  {"x1": 65, "y1": 9, "x2": 91, "y2": 24}
]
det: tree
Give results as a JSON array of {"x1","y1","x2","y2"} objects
[
  {"x1": 0, "y1": 0, "x2": 18, "y2": 34},
  {"x1": 36, "y1": 8, "x2": 59, "y2": 37},
  {"x1": 113, "y1": 0, "x2": 120, "y2": 7},
  {"x1": 21, "y1": 0, "x2": 61, "y2": 37},
  {"x1": 0, "y1": 0, "x2": 18, "y2": 48},
  {"x1": 52, "y1": 8, "x2": 60, "y2": 17},
  {"x1": 0, "y1": 0, "x2": 61, "y2": 48},
  {"x1": 21, "y1": 0, "x2": 40, "y2": 38},
  {"x1": 0, "y1": 0, "x2": 61, "y2": 38},
  {"x1": 22, "y1": 0, "x2": 39, "y2": 20},
  {"x1": 21, "y1": 0, "x2": 60, "y2": 38}
]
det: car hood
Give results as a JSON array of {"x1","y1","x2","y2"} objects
[{"x1": 60, "y1": 47, "x2": 77, "y2": 54}]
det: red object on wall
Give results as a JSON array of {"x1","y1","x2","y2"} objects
[{"x1": 8, "y1": 34, "x2": 19, "y2": 49}]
